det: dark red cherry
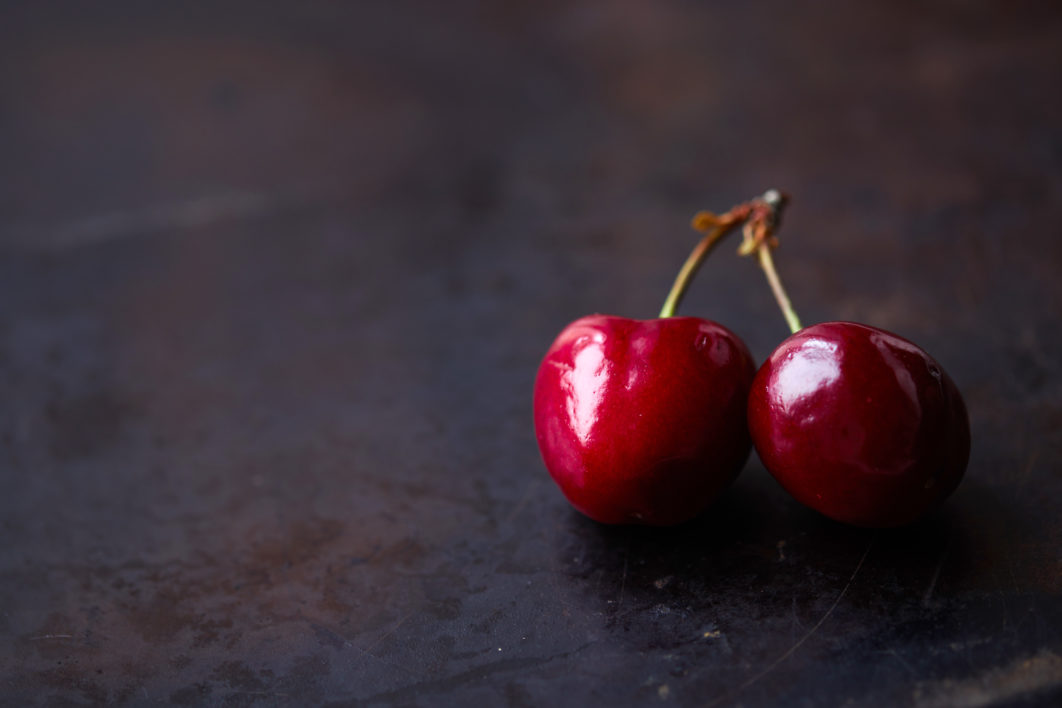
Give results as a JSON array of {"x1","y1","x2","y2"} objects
[
  {"x1": 748, "y1": 322, "x2": 970, "y2": 527},
  {"x1": 533, "y1": 315, "x2": 756, "y2": 525}
]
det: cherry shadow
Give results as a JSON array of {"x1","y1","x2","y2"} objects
[{"x1": 544, "y1": 462, "x2": 1041, "y2": 650}]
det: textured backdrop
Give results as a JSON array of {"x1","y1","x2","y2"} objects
[{"x1": 1, "y1": 2, "x2": 1060, "y2": 706}]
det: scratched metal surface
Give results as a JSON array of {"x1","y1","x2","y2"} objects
[{"x1": 1, "y1": 2, "x2": 1061, "y2": 706}]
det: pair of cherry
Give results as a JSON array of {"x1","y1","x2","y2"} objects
[{"x1": 533, "y1": 191, "x2": 970, "y2": 528}]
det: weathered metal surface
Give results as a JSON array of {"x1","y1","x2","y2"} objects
[{"x1": 1, "y1": 2, "x2": 1060, "y2": 705}]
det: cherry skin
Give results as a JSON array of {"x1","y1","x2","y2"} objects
[
  {"x1": 533, "y1": 314, "x2": 756, "y2": 525},
  {"x1": 748, "y1": 322, "x2": 970, "y2": 527}
]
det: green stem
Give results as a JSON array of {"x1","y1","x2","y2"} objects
[
  {"x1": 756, "y1": 244, "x2": 802, "y2": 334},
  {"x1": 659, "y1": 221, "x2": 740, "y2": 318}
]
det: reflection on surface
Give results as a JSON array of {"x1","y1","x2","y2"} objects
[
  {"x1": 566, "y1": 336, "x2": 609, "y2": 445},
  {"x1": 774, "y1": 339, "x2": 840, "y2": 413}
]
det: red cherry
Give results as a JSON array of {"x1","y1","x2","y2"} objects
[
  {"x1": 534, "y1": 314, "x2": 755, "y2": 525},
  {"x1": 748, "y1": 322, "x2": 970, "y2": 527}
]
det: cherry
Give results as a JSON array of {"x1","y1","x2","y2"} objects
[
  {"x1": 733, "y1": 191, "x2": 971, "y2": 527},
  {"x1": 533, "y1": 200, "x2": 760, "y2": 525},
  {"x1": 748, "y1": 322, "x2": 970, "y2": 527},
  {"x1": 534, "y1": 315, "x2": 754, "y2": 525}
]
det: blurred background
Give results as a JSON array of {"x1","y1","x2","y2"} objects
[{"x1": 1, "y1": 2, "x2": 1060, "y2": 705}]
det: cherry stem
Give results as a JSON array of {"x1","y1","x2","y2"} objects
[
  {"x1": 756, "y1": 239, "x2": 803, "y2": 334},
  {"x1": 659, "y1": 207, "x2": 749, "y2": 319},
  {"x1": 659, "y1": 189, "x2": 803, "y2": 333},
  {"x1": 738, "y1": 189, "x2": 803, "y2": 334}
]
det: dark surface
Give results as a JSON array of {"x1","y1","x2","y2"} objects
[{"x1": 1, "y1": 2, "x2": 1061, "y2": 706}]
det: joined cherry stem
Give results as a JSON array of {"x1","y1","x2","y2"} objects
[{"x1": 659, "y1": 189, "x2": 803, "y2": 335}]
